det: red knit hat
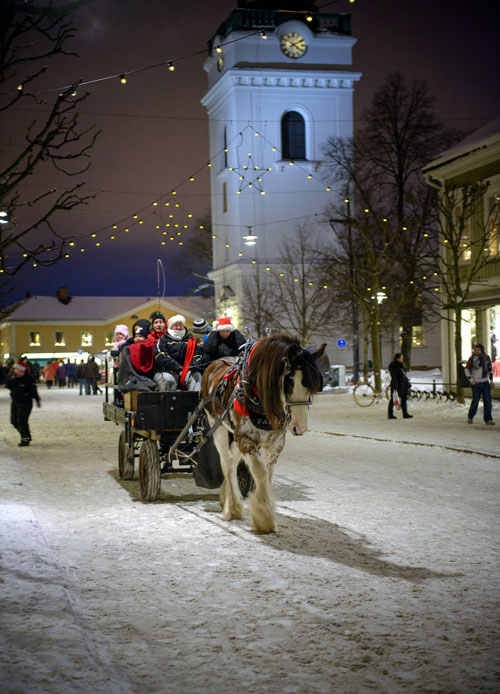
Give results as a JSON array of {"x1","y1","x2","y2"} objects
[
  {"x1": 14, "y1": 362, "x2": 26, "y2": 371},
  {"x1": 216, "y1": 317, "x2": 235, "y2": 332}
]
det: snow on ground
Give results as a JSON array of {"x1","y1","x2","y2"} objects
[{"x1": 1, "y1": 385, "x2": 499, "y2": 693}]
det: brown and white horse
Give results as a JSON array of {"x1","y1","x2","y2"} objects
[{"x1": 201, "y1": 334, "x2": 325, "y2": 534}]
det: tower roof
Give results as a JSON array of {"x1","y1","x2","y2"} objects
[{"x1": 208, "y1": 5, "x2": 351, "y2": 51}]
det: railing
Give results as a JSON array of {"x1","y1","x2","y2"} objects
[{"x1": 210, "y1": 9, "x2": 351, "y2": 48}]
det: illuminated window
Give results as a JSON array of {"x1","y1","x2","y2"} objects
[
  {"x1": 81, "y1": 331, "x2": 93, "y2": 347},
  {"x1": 487, "y1": 194, "x2": 500, "y2": 256},
  {"x1": 54, "y1": 331, "x2": 65, "y2": 346},
  {"x1": 412, "y1": 326, "x2": 425, "y2": 347},
  {"x1": 455, "y1": 206, "x2": 471, "y2": 263},
  {"x1": 281, "y1": 111, "x2": 306, "y2": 160},
  {"x1": 29, "y1": 331, "x2": 41, "y2": 346},
  {"x1": 104, "y1": 331, "x2": 114, "y2": 346}
]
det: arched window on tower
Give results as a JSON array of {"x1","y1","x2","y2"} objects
[{"x1": 281, "y1": 111, "x2": 306, "y2": 160}]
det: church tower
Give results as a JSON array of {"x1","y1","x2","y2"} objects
[{"x1": 201, "y1": 1, "x2": 361, "y2": 327}]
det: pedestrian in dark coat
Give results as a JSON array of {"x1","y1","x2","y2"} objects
[
  {"x1": 388, "y1": 353, "x2": 412, "y2": 419},
  {"x1": 205, "y1": 317, "x2": 246, "y2": 362},
  {"x1": 85, "y1": 357, "x2": 101, "y2": 395},
  {"x1": 6, "y1": 362, "x2": 41, "y2": 446}
]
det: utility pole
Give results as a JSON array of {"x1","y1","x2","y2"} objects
[{"x1": 330, "y1": 195, "x2": 360, "y2": 383}]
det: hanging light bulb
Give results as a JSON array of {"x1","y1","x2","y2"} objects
[
  {"x1": 120, "y1": 74, "x2": 127, "y2": 84},
  {"x1": 260, "y1": 30, "x2": 267, "y2": 39},
  {"x1": 168, "y1": 61, "x2": 175, "y2": 71}
]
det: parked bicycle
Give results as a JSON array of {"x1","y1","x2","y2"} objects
[{"x1": 353, "y1": 372, "x2": 391, "y2": 407}]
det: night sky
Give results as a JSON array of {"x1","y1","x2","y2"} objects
[{"x1": 4, "y1": 0, "x2": 500, "y2": 306}]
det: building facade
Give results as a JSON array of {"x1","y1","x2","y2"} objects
[
  {"x1": 201, "y1": 0, "x2": 361, "y2": 333},
  {"x1": 0, "y1": 293, "x2": 214, "y2": 365},
  {"x1": 423, "y1": 117, "x2": 500, "y2": 387}
]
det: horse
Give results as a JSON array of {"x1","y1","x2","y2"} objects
[{"x1": 201, "y1": 334, "x2": 326, "y2": 534}]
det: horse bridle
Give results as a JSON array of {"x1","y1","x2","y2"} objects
[{"x1": 283, "y1": 360, "x2": 313, "y2": 409}]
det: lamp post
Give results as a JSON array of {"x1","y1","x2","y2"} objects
[{"x1": 330, "y1": 197, "x2": 360, "y2": 383}]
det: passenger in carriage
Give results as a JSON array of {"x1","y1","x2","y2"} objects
[
  {"x1": 154, "y1": 314, "x2": 205, "y2": 392},
  {"x1": 204, "y1": 317, "x2": 246, "y2": 362},
  {"x1": 149, "y1": 311, "x2": 166, "y2": 345},
  {"x1": 122, "y1": 319, "x2": 151, "y2": 347}
]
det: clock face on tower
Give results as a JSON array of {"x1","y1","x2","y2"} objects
[{"x1": 280, "y1": 32, "x2": 307, "y2": 59}]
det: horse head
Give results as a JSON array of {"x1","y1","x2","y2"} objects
[{"x1": 246, "y1": 336, "x2": 325, "y2": 434}]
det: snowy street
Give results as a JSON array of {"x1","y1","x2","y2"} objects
[{"x1": 1, "y1": 386, "x2": 499, "y2": 693}]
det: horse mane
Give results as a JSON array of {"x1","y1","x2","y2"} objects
[{"x1": 245, "y1": 334, "x2": 322, "y2": 429}]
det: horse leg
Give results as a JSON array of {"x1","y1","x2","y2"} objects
[
  {"x1": 245, "y1": 452, "x2": 277, "y2": 534},
  {"x1": 211, "y1": 423, "x2": 243, "y2": 521}
]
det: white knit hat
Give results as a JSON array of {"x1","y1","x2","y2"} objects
[{"x1": 167, "y1": 314, "x2": 186, "y2": 329}]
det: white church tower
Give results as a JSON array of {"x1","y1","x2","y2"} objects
[{"x1": 201, "y1": 0, "x2": 361, "y2": 327}]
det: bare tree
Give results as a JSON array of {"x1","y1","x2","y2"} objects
[
  {"x1": 322, "y1": 72, "x2": 462, "y2": 366},
  {"x1": 424, "y1": 182, "x2": 499, "y2": 402},
  {"x1": 173, "y1": 214, "x2": 214, "y2": 294},
  {"x1": 0, "y1": 0, "x2": 99, "y2": 275},
  {"x1": 242, "y1": 225, "x2": 340, "y2": 345}
]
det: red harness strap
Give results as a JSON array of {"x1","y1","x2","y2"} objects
[
  {"x1": 180, "y1": 337, "x2": 196, "y2": 387},
  {"x1": 233, "y1": 341, "x2": 260, "y2": 417}
]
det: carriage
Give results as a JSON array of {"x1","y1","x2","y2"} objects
[
  {"x1": 102, "y1": 388, "x2": 253, "y2": 502},
  {"x1": 103, "y1": 334, "x2": 324, "y2": 533}
]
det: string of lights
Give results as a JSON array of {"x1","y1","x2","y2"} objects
[{"x1": 13, "y1": 31, "x2": 264, "y2": 97}]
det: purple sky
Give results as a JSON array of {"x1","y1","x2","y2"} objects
[{"x1": 5, "y1": 0, "x2": 500, "y2": 305}]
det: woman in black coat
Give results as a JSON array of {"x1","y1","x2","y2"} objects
[
  {"x1": 6, "y1": 362, "x2": 41, "y2": 446},
  {"x1": 388, "y1": 353, "x2": 412, "y2": 419}
]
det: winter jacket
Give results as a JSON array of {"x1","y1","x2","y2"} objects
[
  {"x1": 155, "y1": 330, "x2": 206, "y2": 374},
  {"x1": 388, "y1": 359, "x2": 410, "y2": 398},
  {"x1": 6, "y1": 372, "x2": 40, "y2": 405},
  {"x1": 205, "y1": 329, "x2": 246, "y2": 362},
  {"x1": 43, "y1": 362, "x2": 57, "y2": 381},
  {"x1": 77, "y1": 362, "x2": 87, "y2": 378},
  {"x1": 464, "y1": 353, "x2": 493, "y2": 384},
  {"x1": 85, "y1": 360, "x2": 100, "y2": 380}
]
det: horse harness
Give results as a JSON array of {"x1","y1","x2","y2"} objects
[{"x1": 215, "y1": 346, "x2": 312, "y2": 431}]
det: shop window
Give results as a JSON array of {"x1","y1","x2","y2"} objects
[
  {"x1": 29, "y1": 331, "x2": 41, "y2": 346},
  {"x1": 54, "y1": 331, "x2": 65, "y2": 346},
  {"x1": 104, "y1": 331, "x2": 114, "y2": 346},
  {"x1": 281, "y1": 111, "x2": 306, "y2": 160},
  {"x1": 81, "y1": 331, "x2": 93, "y2": 347}
]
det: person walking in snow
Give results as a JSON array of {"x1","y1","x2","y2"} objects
[
  {"x1": 388, "y1": 353, "x2": 412, "y2": 419},
  {"x1": 6, "y1": 362, "x2": 41, "y2": 446},
  {"x1": 465, "y1": 344, "x2": 495, "y2": 425}
]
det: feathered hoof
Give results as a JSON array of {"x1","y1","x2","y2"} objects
[
  {"x1": 222, "y1": 506, "x2": 243, "y2": 522},
  {"x1": 251, "y1": 521, "x2": 277, "y2": 534}
]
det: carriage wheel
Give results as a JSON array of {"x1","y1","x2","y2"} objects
[
  {"x1": 237, "y1": 460, "x2": 255, "y2": 498},
  {"x1": 353, "y1": 382, "x2": 375, "y2": 407},
  {"x1": 118, "y1": 430, "x2": 134, "y2": 480},
  {"x1": 384, "y1": 384, "x2": 391, "y2": 400},
  {"x1": 139, "y1": 439, "x2": 161, "y2": 501}
]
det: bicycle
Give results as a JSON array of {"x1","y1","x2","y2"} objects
[{"x1": 353, "y1": 373, "x2": 391, "y2": 407}]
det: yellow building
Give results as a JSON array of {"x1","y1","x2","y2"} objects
[{"x1": 0, "y1": 292, "x2": 214, "y2": 365}]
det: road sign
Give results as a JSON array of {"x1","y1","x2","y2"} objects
[{"x1": 337, "y1": 338, "x2": 346, "y2": 348}]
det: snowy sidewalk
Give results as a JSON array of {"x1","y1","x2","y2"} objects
[{"x1": 1, "y1": 386, "x2": 499, "y2": 693}]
